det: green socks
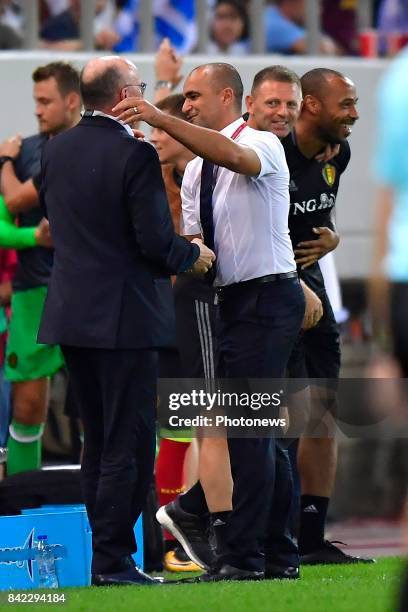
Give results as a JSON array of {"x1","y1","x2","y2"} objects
[{"x1": 7, "y1": 420, "x2": 44, "y2": 476}]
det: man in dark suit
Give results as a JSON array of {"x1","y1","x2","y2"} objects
[{"x1": 37, "y1": 56, "x2": 215, "y2": 587}]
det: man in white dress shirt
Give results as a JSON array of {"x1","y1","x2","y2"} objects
[{"x1": 113, "y1": 62, "x2": 305, "y2": 581}]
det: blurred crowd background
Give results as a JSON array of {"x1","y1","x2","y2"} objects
[{"x1": 0, "y1": 0, "x2": 407, "y2": 58}]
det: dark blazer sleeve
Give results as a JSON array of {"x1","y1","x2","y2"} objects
[
  {"x1": 125, "y1": 142, "x2": 199, "y2": 274},
  {"x1": 32, "y1": 170, "x2": 42, "y2": 194}
]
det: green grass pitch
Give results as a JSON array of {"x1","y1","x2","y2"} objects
[{"x1": 5, "y1": 557, "x2": 406, "y2": 612}]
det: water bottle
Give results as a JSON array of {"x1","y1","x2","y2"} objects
[{"x1": 35, "y1": 535, "x2": 59, "y2": 588}]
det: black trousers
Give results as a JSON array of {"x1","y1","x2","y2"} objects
[
  {"x1": 264, "y1": 439, "x2": 299, "y2": 566},
  {"x1": 61, "y1": 345, "x2": 157, "y2": 574},
  {"x1": 216, "y1": 277, "x2": 305, "y2": 571},
  {"x1": 174, "y1": 274, "x2": 217, "y2": 379}
]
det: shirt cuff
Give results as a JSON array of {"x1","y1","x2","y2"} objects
[{"x1": 183, "y1": 223, "x2": 201, "y2": 236}]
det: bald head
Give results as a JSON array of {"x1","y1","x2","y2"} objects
[
  {"x1": 301, "y1": 68, "x2": 352, "y2": 101},
  {"x1": 80, "y1": 56, "x2": 140, "y2": 111},
  {"x1": 189, "y1": 63, "x2": 243, "y2": 111}
]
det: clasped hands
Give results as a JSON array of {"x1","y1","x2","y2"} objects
[{"x1": 189, "y1": 238, "x2": 216, "y2": 275}]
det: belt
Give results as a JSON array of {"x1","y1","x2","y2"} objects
[{"x1": 216, "y1": 271, "x2": 298, "y2": 297}]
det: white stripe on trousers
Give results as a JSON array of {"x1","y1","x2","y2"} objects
[{"x1": 194, "y1": 299, "x2": 215, "y2": 393}]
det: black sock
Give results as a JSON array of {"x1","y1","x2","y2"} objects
[
  {"x1": 178, "y1": 481, "x2": 208, "y2": 516},
  {"x1": 211, "y1": 511, "x2": 231, "y2": 557},
  {"x1": 211, "y1": 511, "x2": 231, "y2": 526},
  {"x1": 298, "y1": 495, "x2": 329, "y2": 554}
]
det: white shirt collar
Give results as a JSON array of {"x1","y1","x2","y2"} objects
[
  {"x1": 220, "y1": 116, "x2": 246, "y2": 138},
  {"x1": 84, "y1": 110, "x2": 134, "y2": 137}
]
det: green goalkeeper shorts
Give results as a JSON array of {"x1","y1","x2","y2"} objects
[{"x1": 5, "y1": 286, "x2": 64, "y2": 382}]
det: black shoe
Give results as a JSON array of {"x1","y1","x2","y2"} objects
[
  {"x1": 199, "y1": 564, "x2": 264, "y2": 582},
  {"x1": 265, "y1": 565, "x2": 300, "y2": 580},
  {"x1": 91, "y1": 566, "x2": 164, "y2": 586},
  {"x1": 179, "y1": 564, "x2": 264, "y2": 583},
  {"x1": 301, "y1": 541, "x2": 376, "y2": 565},
  {"x1": 156, "y1": 499, "x2": 215, "y2": 570}
]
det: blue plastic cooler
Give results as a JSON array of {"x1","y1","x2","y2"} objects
[{"x1": 0, "y1": 505, "x2": 143, "y2": 589}]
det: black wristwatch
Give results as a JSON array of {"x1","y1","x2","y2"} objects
[{"x1": 0, "y1": 155, "x2": 15, "y2": 169}]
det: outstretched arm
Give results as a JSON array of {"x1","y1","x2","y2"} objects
[{"x1": 112, "y1": 98, "x2": 262, "y2": 176}]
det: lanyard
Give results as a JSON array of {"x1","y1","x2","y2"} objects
[
  {"x1": 230, "y1": 121, "x2": 248, "y2": 140},
  {"x1": 211, "y1": 121, "x2": 248, "y2": 186}
]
